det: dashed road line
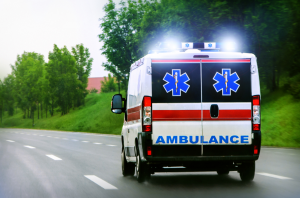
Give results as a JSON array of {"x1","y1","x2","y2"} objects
[
  {"x1": 6, "y1": 140, "x2": 15, "y2": 142},
  {"x1": 47, "y1": 136, "x2": 51, "y2": 137},
  {"x1": 63, "y1": 138, "x2": 68, "y2": 140},
  {"x1": 72, "y1": 139, "x2": 78, "y2": 141},
  {"x1": 84, "y1": 175, "x2": 117, "y2": 190},
  {"x1": 24, "y1": 145, "x2": 35, "y2": 149},
  {"x1": 106, "y1": 144, "x2": 116, "y2": 147},
  {"x1": 46, "y1": 155, "x2": 62, "y2": 161},
  {"x1": 82, "y1": 141, "x2": 89, "y2": 143},
  {"x1": 94, "y1": 143, "x2": 102, "y2": 145},
  {"x1": 257, "y1": 173, "x2": 292, "y2": 180}
]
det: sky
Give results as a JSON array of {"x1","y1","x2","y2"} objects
[{"x1": 0, "y1": 0, "x2": 120, "y2": 80}]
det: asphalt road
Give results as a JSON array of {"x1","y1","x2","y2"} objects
[{"x1": 0, "y1": 128, "x2": 299, "y2": 198}]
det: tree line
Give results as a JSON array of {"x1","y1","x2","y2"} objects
[
  {"x1": 99, "y1": 0, "x2": 300, "y2": 98},
  {"x1": 0, "y1": 44, "x2": 93, "y2": 125}
]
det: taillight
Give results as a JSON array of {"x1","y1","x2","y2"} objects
[
  {"x1": 254, "y1": 145, "x2": 258, "y2": 154},
  {"x1": 142, "y1": 96, "x2": 152, "y2": 132},
  {"x1": 147, "y1": 146, "x2": 152, "y2": 156},
  {"x1": 252, "y1": 95, "x2": 260, "y2": 131}
]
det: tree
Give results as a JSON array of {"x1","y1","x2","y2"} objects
[
  {"x1": 101, "y1": 74, "x2": 117, "y2": 93},
  {"x1": 99, "y1": 0, "x2": 147, "y2": 90},
  {"x1": 101, "y1": 0, "x2": 299, "y2": 94},
  {"x1": 2, "y1": 74, "x2": 16, "y2": 116},
  {"x1": 46, "y1": 44, "x2": 78, "y2": 115},
  {"x1": 12, "y1": 52, "x2": 45, "y2": 125},
  {"x1": 71, "y1": 44, "x2": 93, "y2": 107}
]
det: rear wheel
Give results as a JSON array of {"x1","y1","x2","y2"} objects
[
  {"x1": 121, "y1": 149, "x2": 135, "y2": 176},
  {"x1": 239, "y1": 161, "x2": 255, "y2": 182},
  {"x1": 217, "y1": 170, "x2": 230, "y2": 175},
  {"x1": 135, "y1": 146, "x2": 150, "y2": 183}
]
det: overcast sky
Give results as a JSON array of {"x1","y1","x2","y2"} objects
[{"x1": 0, "y1": 0, "x2": 119, "y2": 80}]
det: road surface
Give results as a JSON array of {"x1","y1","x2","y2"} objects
[{"x1": 0, "y1": 128, "x2": 299, "y2": 198}]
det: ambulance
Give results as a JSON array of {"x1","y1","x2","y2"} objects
[{"x1": 111, "y1": 42, "x2": 261, "y2": 183}]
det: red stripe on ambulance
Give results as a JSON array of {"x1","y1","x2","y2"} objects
[{"x1": 152, "y1": 109, "x2": 251, "y2": 121}]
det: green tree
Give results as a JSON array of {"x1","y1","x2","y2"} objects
[
  {"x1": 12, "y1": 52, "x2": 45, "y2": 125},
  {"x1": 99, "y1": 0, "x2": 147, "y2": 90},
  {"x1": 46, "y1": 44, "x2": 78, "y2": 115},
  {"x1": 2, "y1": 74, "x2": 16, "y2": 116},
  {"x1": 101, "y1": 74, "x2": 117, "y2": 93},
  {"x1": 71, "y1": 44, "x2": 93, "y2": 107}
]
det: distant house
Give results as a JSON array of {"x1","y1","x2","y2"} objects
[{"x1": 87, "y1": 77, "x2": 105, "y2": 93}]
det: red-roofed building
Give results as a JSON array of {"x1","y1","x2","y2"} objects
[{"x1": 87, "y1": 77, "x2": 105, "y2": 93}]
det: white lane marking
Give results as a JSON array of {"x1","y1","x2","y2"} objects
[
  {"x1": 46, "y1": 155, "x2": 62, "y2": 160},
  {"x1": 257, "y1": 173, "x2": 292, "y2": 180},
  {"x1": 84, "y1": 175, "x2": 117, "y2": 189},
  {"x1": 24, "y1": 145, "x2": 35, "y2": 149},
  {"x1": 82, "y1": 141, "x2": 89, "y2": 143},
  {"x1": 94, "y1": 143, "x2": 102, "y2": 145},
  {"x1": 63, "y1": 138, "x2": 68, "y2": 140},
  {"x1": 20, "y1": 133, "x2": 24, "y2": 134},
  {"x1": 47, "y1": 136, "x2": 51, "y2": 137},
  {"x1": 72, "y1": 139, "x2": 78, "y2": 141},
  {"x1": 55, "y1": 137, "x2": 59, "y2": 138},
  {"x1": 39, "y1": 135, "x2": 44, "y2": 136},
  {"x1": 6, "y1": 140, "x2": 15, "y2": 142},
  {"x1": 106, "y1": 145, "x2": 116, "y2": 147}
]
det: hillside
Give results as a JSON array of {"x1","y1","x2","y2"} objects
[
  {"x1": 0, "y1": 92, "x2": 125, "y2": 135},
  {"x1": 261, "y1": 89, "x2": 300, "y2": 147},
  {"x1": 1, "y1": 90, "x2": 299, "y2": 147}
]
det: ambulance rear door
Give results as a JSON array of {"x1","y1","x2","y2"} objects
[
  {"x1": 201, "y1": 58, "x2": 252, "y2": 156},
  {"x1": 151, "y1": 59, "x2": 202, "y2": 156}
]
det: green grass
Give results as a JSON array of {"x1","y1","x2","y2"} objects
[
  {"x1": 0, "y1": 91, "x2": 125, "y2": 135},
  {"x1": 0, "y1": 89, "x2": 299, "y2": 147},
  {"x1": 261, "y1": 89, "x2": 300, "y2": 147}
]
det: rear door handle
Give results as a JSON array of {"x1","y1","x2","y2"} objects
[{"x1": 210, "y1": 104, "x2": 219, "y2": 118}]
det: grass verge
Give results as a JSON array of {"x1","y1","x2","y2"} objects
[{"x1": 0, "y1": 91, "x2": 125, "y2": 135}]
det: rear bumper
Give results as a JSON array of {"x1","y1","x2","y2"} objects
[{"x1": 138, "y1": 131, "x2": 261, "y2": 163}]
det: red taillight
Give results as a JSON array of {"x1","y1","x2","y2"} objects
[
  {"x1": 142, "y1": 96, "x2": 152, "y2": 132},
  {"x1": 143, "y1": 125, "x2": 151, "y2": 132},
  {"x1": 147, "y1": 146, "x2": 152, "y2": 156},
  {"x1": 143, "y1": 97, "x2": 152, "y2": 106},
  {"x1": 254, "y1": 145, "x2": 258, "y2": 154},
  {"x1": 253, "y1": 95, "x2": 260, "y2": 105},
  {"x1": 252, "y1": 95, "x2": 260, "y2": 131},
  {"x1": 253, "y1": 124, "x2": 260, "y2": 131}
]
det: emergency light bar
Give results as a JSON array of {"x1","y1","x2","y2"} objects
[
  {"x1": 148, "y1": 42, "x2": 223, "y2": 54},
  {"x1": 181, "y1": 42, "x2": 220, "y2": 49}
]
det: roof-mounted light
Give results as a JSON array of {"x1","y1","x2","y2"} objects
[{"x1": 181, "y1": 42, "x2": 220, "y2": 50}]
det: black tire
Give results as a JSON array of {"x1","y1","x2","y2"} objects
[
  {"x1": 135, "y1": 146, "x2": 150, "y2": 183},
  {"x1": 121, "y1": 149, "x2": 135, "y2": 176},
  {"x1": 239, "y1": 161, "x2": 255, "y2": 182},
  {"x1": 217, "y1": 170, "x2": 230, "y2": 175}
]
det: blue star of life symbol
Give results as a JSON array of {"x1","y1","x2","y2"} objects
[
  {"x1": 185, "y1": 43, "x2": 189, "y2": 47},
  {"x1": 163, "y1": 69, "x2": 190, "y2": 96},
  {"x1": 208, "y1": 43, "x2": 212, "y2": 47},
  {"x1": 213, "y1": 69, "x2": 240, "y2": 96}
]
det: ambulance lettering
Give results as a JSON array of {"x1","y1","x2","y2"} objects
[
  {"x1": 156, "y1": 135, "x2": 249, "y2": 144},
  {"x1": 163, "y1": 69, "x2": 190, "y2": 96},
  {"x1": 213, "y1": 68, "x2": 240, "y2": 96}
]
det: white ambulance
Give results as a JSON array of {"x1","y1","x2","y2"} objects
[{"x1": 111, "y1": 42, "x2": 261, "y2": 183}]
